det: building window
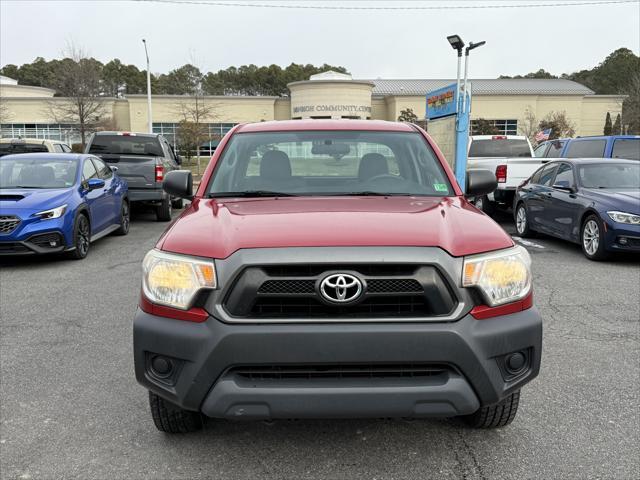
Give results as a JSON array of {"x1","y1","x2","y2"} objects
[
  {"x1": 152, "y1": 122, "x2": 237, "y2": 153},
  {"x1": 471, "y1": 119, "x2": 518, "y2": 136},
  {"x1": 0, "y1": 123, "x2": 80, "y2": 144}
]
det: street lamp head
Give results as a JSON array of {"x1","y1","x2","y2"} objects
[
  {"x1": 447, "y1": 34, "x2": 465, "y2": 53},
  {"x1": 467, "y1": 40, "x2": 486, "y2": 52}
]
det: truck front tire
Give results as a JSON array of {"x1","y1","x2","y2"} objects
[
  {"x1": 148, "y1": 391, "x2": 203, "y2": 433},
  {"x1": 461, "y1": 390, "x2": 520, "y2": 428}
]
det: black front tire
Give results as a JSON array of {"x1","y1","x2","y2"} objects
[
  {"x1": 66, "y1": 213, "x2": 90, "y2": 260},
  {"x1": 148, "y1": 391, "x2": 203, "y2": 433},
  {"x1": 114, "y1": 200, "x2": 130, "y2": 236},
  {"x1": 461, "y1": 390, "x2": 520, "y2": 428},
  {"x1": 156, "y1": 196, "x2": 172, "y2": 222},
  {"x1": 171, "y1": 197, "x2": 184, "y2": 210},
  {"x1": 473, "y1": 195, "x2": 496, "y2": 216}
]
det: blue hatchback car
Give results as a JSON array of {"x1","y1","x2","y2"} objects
[
  {"x1": 0, "y1": 153, "x2": 129, "y2": 259},
  {"x1": 513, "y1": 158, "x2": 640, "y2": 260}
]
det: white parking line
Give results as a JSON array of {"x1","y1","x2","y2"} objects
[{"x1": 512, "y1": 236, "x2": 546, "y2": 249}]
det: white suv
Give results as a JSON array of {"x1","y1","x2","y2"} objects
[{"x1": 0, "y1": 138, "x2": 73, "y2": 156}]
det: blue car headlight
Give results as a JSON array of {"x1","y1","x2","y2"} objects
[
  {"x1": 607, "y1": 211, "x2": 640, "y2": 225},
  {"x1": 33, "y1": 204, "x2": 68, "y2": 220}
]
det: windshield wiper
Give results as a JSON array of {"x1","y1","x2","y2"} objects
[
  {"x1": 210, "y1": 190, "x2": 298, "y2": 198},
  {"x1": 2, "y1": 185, "x2": 46, "y2": 189},
  {"x1": 337, "y1": 191, "x2": 404, "y2": 196}
]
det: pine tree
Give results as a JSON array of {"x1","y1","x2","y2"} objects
[
  {"x1": 612, "y1": 114, "x2": 622, "y2": 135},
  {"x1": 603, "y1": 112, "x2": 613, "y2": 135}
]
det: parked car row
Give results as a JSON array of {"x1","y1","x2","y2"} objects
[{"x1": 0, "y1": 131, "x2": 186, "y2": 260}]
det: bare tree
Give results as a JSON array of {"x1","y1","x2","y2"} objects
[
  {"x1": 47, "y1": 43, "x2": 105, "y2": 148},
  {"x1": 518, "y1": 106, "x2": 538, "y2": 144},
  {"x1": 171, "y1": 58, "x2": 222, "y2": 174},
  {"x1": 539, "y1": 111, "x2": 576, "y2": 140}
]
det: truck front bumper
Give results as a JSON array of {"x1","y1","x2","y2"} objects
[{"x1": 133, "y1": 307, "x2": 542, "y2": 419}]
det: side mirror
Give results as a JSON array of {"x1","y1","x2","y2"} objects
[
  {"x1": 87, "y1": 178, "x2": 105, "y2": 190},
  {"x1": 552, "y1": 182, "x2": 575, "y2": 193},
  {"x1": 109, "y1": 165, "x2": 118, "y2": 172},
  {"x1": 466, "y1": 169, "x2": 497, "y2": 197},
  {"x1": 163, "y1": 170, "x2": 193, "y2": 200},
  {"x1": 176, "y1": 155, "x2": 183, "y2": 165}
]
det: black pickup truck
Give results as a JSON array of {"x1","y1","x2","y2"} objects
[{"x1": 85, "y1": 132, "x2": 182, "y2": 221}]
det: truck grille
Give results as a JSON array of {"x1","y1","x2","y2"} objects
[
  {"x1": 0, "y1": 216, "x2": 20, "y2": 234},
  {"x1": 224, "y1": 264, "x2": 457, "y2": 319}
]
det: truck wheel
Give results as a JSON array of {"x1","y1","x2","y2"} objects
[
  {"x1": 473, "y1": 195, "x2": 495, "y2": 216},
  {"x1": 156, "y1": 196, "x2": 172, "y2": 222},
  {"x1": 514, "y1": 203, "x2": 535, "y2": 238},
  {"x1": 461, "y1": 390, "x2": 520, "y2": 428},
  {"x1": 148, "y1": 391, "x2": 202, "y2": 433},
  {"x1": 171, "y1": 197, "x2": 184, "y2": 210},
  {"x1": 114, "y1": 200, "x2": 130, "y2": 236},
  {"x1": 66, "y1": 213, "x2": 90, "y2": 260},
  {"x1": 581, "y1": 214, "x2": 609, "y2": 261}
]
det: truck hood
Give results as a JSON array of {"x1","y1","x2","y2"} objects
[
  {"x1": 0, "y1": 188, "x2": 73, "y2": 211},
  {"x1": 158, "y1": 196, "x2": 514, "y2": 259}
]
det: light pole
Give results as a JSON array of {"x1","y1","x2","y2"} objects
[
  {"x1": 446, "y1": 35, "x2": 465, "y2": 112},
  {"x1": 446, "y1": 35, "x2": 486, "y2": 191},
  {"x1": 142, "y1": 39, "x2": 153, "y2": 134},
  {"x1": 462, "y1": 41, "x2": 486, "y2": 112}
]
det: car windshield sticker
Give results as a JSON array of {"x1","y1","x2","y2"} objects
[{"x1": 434, "y1": 183, "x2": 448, "y2": 192}]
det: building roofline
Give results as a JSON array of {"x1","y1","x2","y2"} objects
[
  {"x1": 287, "y1": 79, "x2": 376, "y2": 88},
  {"x1": 126, "y1": 94, "x2": 280, "y2": 100}
]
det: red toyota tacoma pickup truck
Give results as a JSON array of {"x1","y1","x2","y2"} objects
[{"x1": 134, "y1": 120, "x2": 542, "y2": 433}]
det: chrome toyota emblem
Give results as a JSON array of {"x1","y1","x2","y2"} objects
[{"x1": 319, "y1": 273, "x2": 363, "y2": 303}]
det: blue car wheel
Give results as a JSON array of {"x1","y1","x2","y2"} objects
[
  {"x1": 67, "y1": 213, "x2": 91, "y2": 260},
  {"x1": 114, "y1": 200, "x2": 130, "y2": 236}
]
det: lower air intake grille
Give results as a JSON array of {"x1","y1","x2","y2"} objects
[
  {"x1": 229, "y1": 364, "x2": 451, "y2": 380},
  {"x1": 0, "y1": 242, "x2": 29, "y2": 254}
]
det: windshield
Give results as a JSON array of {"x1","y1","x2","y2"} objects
[
  {"x1": 578, "y1": 163, "x2": 640, "y2": 189},
  {"x1": 0, "y1": 142, "x2": 48, "y2": 157},
  {"x1": 88, "y1": 135, "x2": 163, "y2": 157},
  {"x1": 469, "y1": 138, "x2": 531, "y2": 157},
  {"x1": 0, "y1": 157, "x2": 79, "y2": 189},
  {"x1": 207, "y1": 131, "x2": 454, "y2": 197}
]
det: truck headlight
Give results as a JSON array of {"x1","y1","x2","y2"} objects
[
  {"x1": 607, "y1": 211, "x2": 640, "y2": 225},
  {"x1": 34, "y1": 204, "x2": 67, "y2": 220},
  {"x1": 142, "y1": 249, "x2": 216, "y2": 310},
  {"x1": 463, "y1": 245, "x2": 532, "y2": 307}
]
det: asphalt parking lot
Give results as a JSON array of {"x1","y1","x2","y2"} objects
[{"x1": 1, "y1": 208, "x2": 639, "y2": 480}]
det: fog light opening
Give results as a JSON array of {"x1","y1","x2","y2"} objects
[
  {"x1": 150, "y1": 355, "x2": 174, "y2": 378},
  {"x1": 505, "y1": 352, "x2": 526, "y2": 374},
  {"x1": 618, "y1": 236, "x2": 628, "y2": 245}
]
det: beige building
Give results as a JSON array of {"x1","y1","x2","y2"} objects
[{"x1": 0, "y1": 71, "x2": 624, "y2": 150}]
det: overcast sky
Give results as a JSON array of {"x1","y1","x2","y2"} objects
[{"x1": 1, "y1": 0, "x2": 639, "y2": 79}]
